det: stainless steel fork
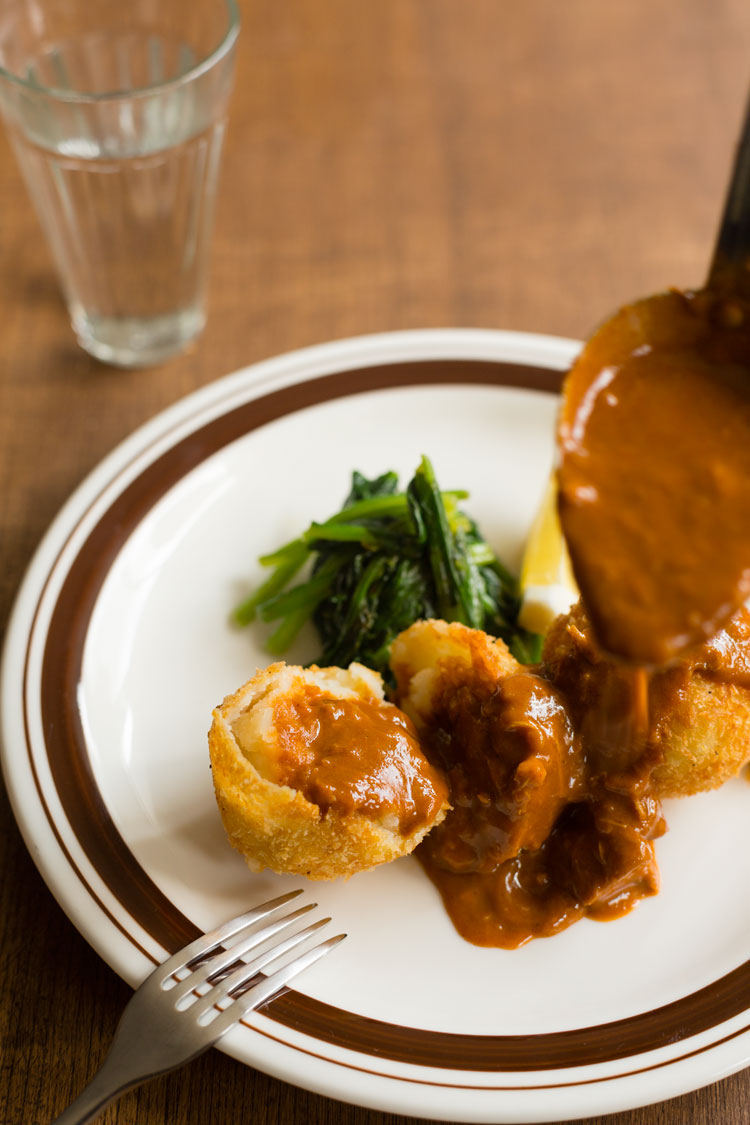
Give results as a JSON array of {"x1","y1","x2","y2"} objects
[{"x1": 52, "y1": 890, "x2": 345, "y2": 1124}]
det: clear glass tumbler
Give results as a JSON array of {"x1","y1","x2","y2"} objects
[{"x1": 0, "y1": 1, "x2": 239, "y2": 367}]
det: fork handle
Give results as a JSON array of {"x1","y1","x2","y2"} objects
[{"x1": 51, "y1": 1054, "x2": 138, "y2": 1125}]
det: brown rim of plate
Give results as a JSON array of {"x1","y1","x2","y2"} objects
[{"x1": 30, "y1": 356, "x2": 750, "y2": 1076}]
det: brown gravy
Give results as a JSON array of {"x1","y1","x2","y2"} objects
[
  {"x1": 557, "y1": 288, "x2": 750, "y2": 666},
  {"x1": 410, "y1": 659, "x2": 664, "y2": 948},
  {"x1": 411, "y1": 288, "x2": 750, "y2": 947},
  {"x1": 410, "y1": 605, "x2": 750, "y2": 949},
  {"x1": 265, "y1": 288, "x2": 750, "y2": 946},
  {"x1": 274, "y1": 689, "x2": 448, "y2": 833}
]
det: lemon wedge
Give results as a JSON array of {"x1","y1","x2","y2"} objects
[{"x1": 518, "y1": 475, "x2": 578, "y2": 635}]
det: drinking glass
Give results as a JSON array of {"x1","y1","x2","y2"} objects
[{"x1": 0, "y1": 0, "x2": 239, "y2": 367}]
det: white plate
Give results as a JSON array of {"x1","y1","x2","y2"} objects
[{"x1": 4, "y1": 328, "x2": 750, "y2": 1123}]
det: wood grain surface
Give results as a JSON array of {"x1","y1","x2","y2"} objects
[{"x1": 3, "y1": 2, "x2": 750, "y2": 1122}]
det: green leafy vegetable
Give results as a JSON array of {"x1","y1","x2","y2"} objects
[{"x1": 233, "y1": 455, "x2": 542, "y2": 676}]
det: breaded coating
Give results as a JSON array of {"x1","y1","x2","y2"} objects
[
  {"x1": 391, "y1": 620, "x2": 582, "y2": 872},
  {"x1": 209, "y1": 661, "x2": 449, "y2": 880},
  {"x1": 542, "y1": 602, "x2": 750, "y2": 797},
  {"x1": 390, "y1": 618, "x2": 519, "y2": 730}
]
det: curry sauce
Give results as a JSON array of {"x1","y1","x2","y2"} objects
[
  {"x1": 274, "y1": 688, "x2": 448, "y2": 833},
  {"x1": 558, "y1": 288, "x2": 750, "y2": 666},
  {"x1": 403, "y1": 606, "x2": 750, "y2": 949},
  {"x1": 390, "y1": 284, "x2": 750, "y2": 947},
  {"x1": 219, "y1": 287, "x2": 750, "y2": 941},
  {"x1": 404, "y1": 651, "x2": 663, "y2": 948}
]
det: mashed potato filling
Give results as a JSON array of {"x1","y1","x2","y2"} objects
[
  {"x1": 209, "y1": 662, "x2": 449, "y2": 880},
  {"x1": 234, "y1": 686, "x2": 446, "y2": 833}
]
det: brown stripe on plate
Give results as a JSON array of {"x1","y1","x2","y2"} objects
[{"x1": 36, "y1": 357, "x2": 750, "y2": 1073}]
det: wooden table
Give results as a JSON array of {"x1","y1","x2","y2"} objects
[{"x1": 2, "y1": 2, "x2": 750, "y2": 1122}]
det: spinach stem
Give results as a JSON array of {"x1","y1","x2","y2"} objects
[{"x1": 232, "y1": 458, "x2": 541, "y2": 673}]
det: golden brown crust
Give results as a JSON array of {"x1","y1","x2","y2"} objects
[
  {"x1": 208, "y1": 661, "x2": 448, "y2": 880},
  {"x1": 542, "y1": 602, "x2": 750, "y2": 798},
  {"x1": 390, "y1": 618, "x2": 519, "y2": 731},
  {"x1": 390, "y1": 618, "x2": 584, "y2": 874},
  {"x1": 650, "y1": 678, "x2": 750, "y2": 796}
]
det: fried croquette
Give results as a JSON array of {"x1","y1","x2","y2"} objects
[
  {"x1": 390, "y1": 617, "x2": 519, "y2": 728},
  {"x1": 208, "y1": 661, "x2": 449, "y2": 880},
  {"x1": 391, "y1": 620, "x2": 583, "y2": 872},
  {"x1": 542, "y1": 601, "x2": 750, "y2": 797}
]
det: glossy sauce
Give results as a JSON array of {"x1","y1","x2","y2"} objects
[
  {"x1": 411, "y1": 664, "x2": 663, "y2": 948},
  {"x1": 274, "y1": 689, "x2": 448, "y2": 832},
  {"x1": 267, "y1": 288, "x2": 750, "y2": 946},
  {"x1": 557, "y1": 288, "x2": 750, "y2": 666},
  {"x1": 699, "y1": 607, "x2": 750, "y2": 687},
  {"x1": 413, "y1": 288, "x2": 750, "y2": 948}
]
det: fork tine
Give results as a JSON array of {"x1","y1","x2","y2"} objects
[
  {"x1": 188, "y1": 916, "x2": 332, "y2": 1016},
  {"x1": 50, "y1": 899, "x2": 345, "y2": 1125},
  {"x1": 228, "y1": 917, "x2": 333, "y2": 994},
  {"x1": 157, "y1": 890, "x2": 304, "y2": 981},
  {"x1": 172, "y1": 903, "x2": 318, "y2": 1000},
  {"x1": 204, "y1": 933, "x2": 347, "y2": 1041}
]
